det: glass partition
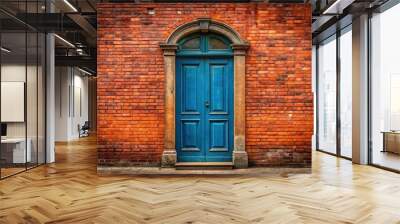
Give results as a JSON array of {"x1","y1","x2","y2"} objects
[
  {"x1": 317, "y1": 35, "x2": 337, "y2": 154},
  {"x1": 316, "y1": 25, "x2": 354, "y2": 160},
  {"x1": 1, "y1": 30, "x2": 28, "y2": 178},
  {"x1": 339, "y1": 26, "x2": 352, "y2": 158},
  {"x1": 371, "y1": 3, "x2": 400, "y2": 171},
  {"x1": 0, "y1": 1, "x2": 46, "y2": 179}
]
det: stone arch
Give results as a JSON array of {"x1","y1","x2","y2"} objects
[
  {"x1": 160, "y1": 18, "x2": 249, "y2": 168},
  {"x1": 165, "y1": 18, "x2": 247, "y2": 45}
]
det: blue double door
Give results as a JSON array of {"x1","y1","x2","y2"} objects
[{"x1": 176, "y1": 57, "x2": 234, "y2": 162}]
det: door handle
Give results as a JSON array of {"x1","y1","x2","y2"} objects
[{"x1": 205, "y1": 101, "x2": 210, "y2": 108}]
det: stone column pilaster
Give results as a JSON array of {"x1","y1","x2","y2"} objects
[
  {"x1": 160, "y1": 44, "x2": 178, "y2": 167},
  {"x1": 232, "y1": 44, "x2": 249, "y2": 168}
]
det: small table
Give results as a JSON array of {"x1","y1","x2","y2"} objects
[
  {"x1": 1, "y1": 138, "x2": 32, "y2": 164},
  {"x1": 382, "y1": 131, "x2": 400, "y2": 154}
]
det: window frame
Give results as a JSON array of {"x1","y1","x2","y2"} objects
[
  {"x1": 177, "y1": 33, "x2": 233, "y2": 57},
  {"x1": 315, "y1": 24, "x2": 353, "y2": 161}
]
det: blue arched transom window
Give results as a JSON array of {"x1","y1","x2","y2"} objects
[{"x1": 177, "y1": 33, "x2": 232, "y2": 56}]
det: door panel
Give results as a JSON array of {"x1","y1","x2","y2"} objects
[
  {"x1": 204, "y1": 59, "x2": 233, "y2": 162},
  {"x1": 182, "y1": 65, "x2": 199, "y2": 113},
  {"x1": 176, "y1": 57, "x2": 233, "y2": 162},
  {"x1": 176, "y1": 59, "x2": 204, "y2": 161},
  {"x1": 210, "y1": 65, "x2": 228, "y2": 114},
  {"x1": 209, "y1": 119, "x2": 229, "y2": 152},
  {"x1": 181, "y1": 119, "x2": 201, "y2": 152}
]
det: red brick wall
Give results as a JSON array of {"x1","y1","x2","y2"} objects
[{"x1": 97, "y1": 3, "x2": 313, "y2": 167}]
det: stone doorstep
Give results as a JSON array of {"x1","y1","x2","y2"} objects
[
  {"x1": 175, "y1": 162, "x2": 233, "y2": 170},
  {"x1": 97, "y1": 166, "x2": 311, "y2": 176}
]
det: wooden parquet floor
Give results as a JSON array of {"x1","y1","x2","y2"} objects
[{"x1": 1, "y1": 136, "x2": 400, "y2": 224}]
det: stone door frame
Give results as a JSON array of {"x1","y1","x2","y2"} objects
[{"x1": 160, "y1": 18, "x2": 249, "y2": 168}]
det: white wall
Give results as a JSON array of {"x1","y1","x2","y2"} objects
[
  {"x1": 55, "y1": 66, "x2": 69, "y2": 141},
  {"x1": 71, "y1": 72, "x2": 89, "y2": 138},
  {"x1": 55, "y1": 67, "x2": 89, "y2": 141}
]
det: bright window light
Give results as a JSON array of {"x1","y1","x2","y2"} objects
[
  {"x1": 1, "y1": 47, "x2": 11, "y2": 53},
  {"x1": 63, "y1": 0, "x2": 78, "y2": 12},
  {"x1": 78, "y1": 67, "x2": 93, "y2": 76},
  {"x1": 54, "y1": 34, "x2": 75, "y2": 48}
]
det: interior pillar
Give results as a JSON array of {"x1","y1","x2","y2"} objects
[
  {"x1": 352, "y1": 14, "x2": 369, "y2": 164},
  {"x1": 46, "y1": 32, "x2": 55, "y2": 163}
]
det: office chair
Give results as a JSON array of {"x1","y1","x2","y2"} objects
[{"x1": 79, "y1": 121, "x2": 90, "y2": 138}]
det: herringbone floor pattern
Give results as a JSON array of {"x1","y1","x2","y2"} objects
[{"x1": 1, "y1": 136, "x2": 400, "y2": 224}]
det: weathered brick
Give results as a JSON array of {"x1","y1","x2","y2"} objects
[{"x1": 97, "y1": 3, "x2": 313, "y2": 167}]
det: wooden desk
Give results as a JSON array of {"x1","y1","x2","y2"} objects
[{"x1": 382, "y1": 131, "x2": 400, "y2": 154}]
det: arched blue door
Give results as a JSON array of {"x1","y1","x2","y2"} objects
[{"x1": 176, "y1": 34, "x2": 234, "y2": 162}]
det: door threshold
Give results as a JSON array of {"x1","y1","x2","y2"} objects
[{"x1": 175, "y1": 162, "x2": 233, "y2": 170}]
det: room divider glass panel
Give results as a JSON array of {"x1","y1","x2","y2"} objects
[
  {"x1": 0, "y1": 1, "x2": 47, "y2": 179},
  {"x1": 317, "y1": 35, "x2": 337, "y2": 154},
  {"x1": 371, "y1": 3, "x2": 400, "y2": 171},
  {"x1": 1, "y1": 30, "x2": 28, "y2": 177},
  {"x1": 27, "y1": 0, "x2": 46, "y2": 169},
  {"x1": 339, "y1": 27, "x2": 352, "y2": 158}
]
